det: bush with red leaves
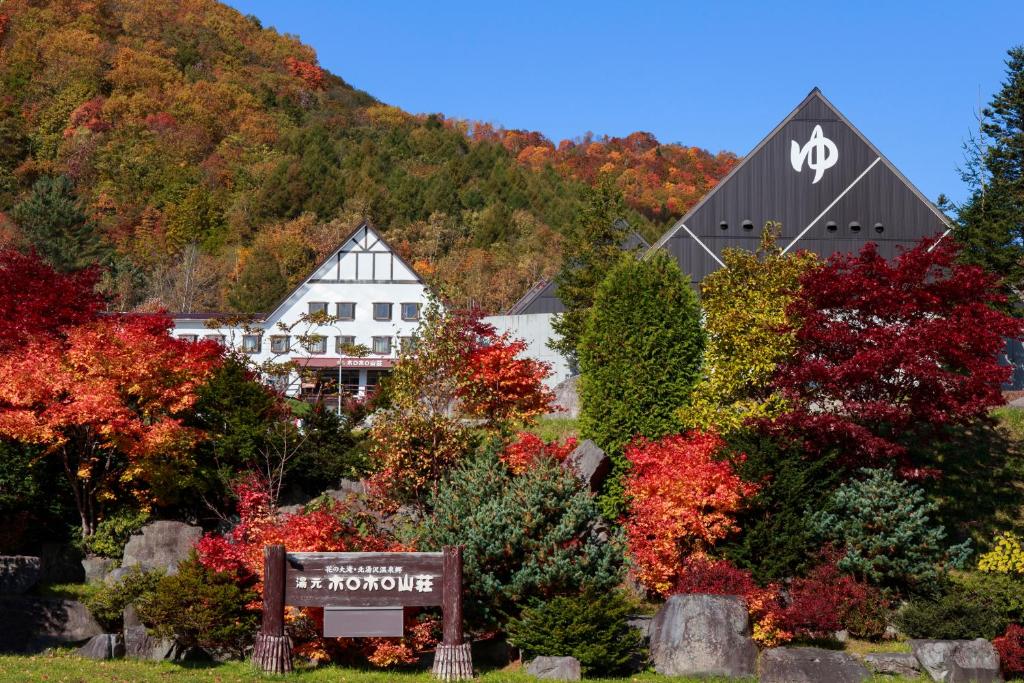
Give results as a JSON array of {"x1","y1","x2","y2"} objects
[
  {"x1": 781, "y1": 558, "x2": 889, "y2": 640},
  {"x1": 500, "y1": 432, "x2": 577, "y2": 474},
  {"x1": 994, "y1": 624, "x2": 1024, "y2": 679}
]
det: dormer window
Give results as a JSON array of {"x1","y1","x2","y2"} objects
[
  {"x1": 849, "y1": 222, "x2": 862, "y2": 233},
  {"x1": 874, "y1": 222, "x2": 885, "y2": 234},
  {"x1": 719, "y1": 221, "x2": 729, "y2": 231},
  {"x1": 826, "y1": 221, "x2": 838, "y2": 232},
  {"x1": 742, "y1": 220, "x2": 754, "y2": 231}
]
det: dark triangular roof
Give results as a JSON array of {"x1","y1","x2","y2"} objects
[{"x1": 649, "y1": 88, "x2": 951, "y2": 283}]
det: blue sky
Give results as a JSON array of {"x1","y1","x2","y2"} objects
[{"x1": 226, "y1": 0, "x2": 1023, "y2": 205}]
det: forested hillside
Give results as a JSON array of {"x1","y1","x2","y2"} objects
[{"x1": 0, "y1": 0, "x2": 736, "y2": 313}]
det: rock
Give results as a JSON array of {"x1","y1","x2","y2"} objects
[
  {"x1": 77, "y1": 633, "x2": 125, "y2": 660},
  {"x1": 562, "y1": 439, "x2": 610, "y2": 492},
  {"x1": 834, "y1": 629, "x2": 850, "y2": 643},
  {"x1": 863, "y1": 652, "x2": 922, "y2": 677},
  {"x1": 104, "y1": 567, "x2": 130, "y2": 585},
  {"x1": 627, "y1": 614, "x2": 653, "y2": 641},
  {"x1": 649, "y1": 594, "x2": 757, "y2": 677},
  {"x1": 122, "y1": 605, "x2": 205, "y2": 662},
  {"x1": 549, "y1": 376, "x2": 580, "y2": 418},
  {"x1": 329, "y1": 479, "x2": 365, "y2": 497},
  {"x1": 912, "y1": 640, "x2": 962, "y2": 682},
  {"x1": 38, "y1": 543, "x2": 85, "y2": 584},
  {"x1": 759, "y1": 647, "x2": 870, "y2": 683},
  {"x1": 950, "y1": 639, "x2": 1002, "y2": 683},
  {"x1": 0, "y1": 596, "x2": 103, "y2": 652},
  {"x1": 81, "y1": 557, "x2": 116, "y2": 583},
  {"x1": 525, "y1": 656, "x2": 582, "y2": 680},
  {"x1": 0, "y1": 556, "x2": 41, "y2": 595},
  {"x1": 120, "y1": 521, "x2": 201, "y2": 575}
]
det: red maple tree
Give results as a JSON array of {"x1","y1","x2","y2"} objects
[
  {"x1": 0, "y1": 313, "x2": 221, "y2": 536},
  {"x1": 767, "y1": 238, "x2": 1022, "y2": 474},
  {"x1": 499, "y1": 432, "x2": 577, "y2": 474}
]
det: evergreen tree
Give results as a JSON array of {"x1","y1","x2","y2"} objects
[
  {"x1": 577, "y1": 250, "x2": 704, "y2": 516},
  {"x1": 11, "y1": 175, "x2": 105, "y2": 272},
  {"x1": 550, "y1": 180, "x2": 632, "y2": 365},
  {"x1": 227, "y1": 250, "x2": 287, "y2": 313},
  {"x1": 956, "y1": 46, "x2": 1024, "y2": 292}
]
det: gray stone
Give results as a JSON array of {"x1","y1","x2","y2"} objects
[
  {"x1": 562, "y1": 439, "x2": 610, "y2": 493},
  {"x1": 104, "y1": 567, "x2": 130, "y2": 585},
  {"x1": 0, "y1": 596, "x2": 103, "y2": 652},
  {"x1": 0, "y1": 556, "x2": 41, "y2": 594},
  {"x1": 863, "y1": 652, "x2": 922, "y2": 677},
  {"x1": 525, "y1": 656, "x2": 582, "y2": 680},
  {"x1": 834, "y1": 629, "x2": 850, "y2": 643},
  {"x1": 77, "y1": 633, "x2": 125, "y2": 660},
  {"x1": 950, "y1": 639, "x2": 1002, "y2": 683},
  {"x1": 759, "y1": 647, "x2": 870, "y2": 683},
  {"x1": 910, "y1": 639, "x2": 1002, "y2": 682},
  {"x1": 548, "y1": 376, "x2": 579, "y2": 418},
  {"x1": 627, "y1": 614, "x2": 653, "y2": 641},
  {"x1": 81, "y1": 557, "x2": 116, "y2": 583},
  {"x1": 120, "y1": 521, "x2": 201, "y2": 575},
  {"x1": 649, "y1": 594, "x2": 757, "y2": 677}
]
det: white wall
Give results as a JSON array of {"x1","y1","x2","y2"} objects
[{"x1": 484, "y1": 312, "x2": 573, "y2": 389}]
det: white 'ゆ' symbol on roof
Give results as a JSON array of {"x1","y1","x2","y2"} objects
[{"x1": 790, "y1": 124, "x2": 838, "y2": 184}]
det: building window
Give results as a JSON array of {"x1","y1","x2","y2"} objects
[
  {"x1": 336, "y1": 335, "x2": 356, "y2": 353},
  {"x1": 719, "y1": 221, "x2": 728, "y2": 231},
  {"x1": 401, "y1": 302, "x2": 421, "y2": 321},
  {"x1": 336, "y1": 302, "x2": 356, "y2": 320},
  {"x1": 308, "y1": 302, "x2": 328, "y2": 316},
  {"x1": 849, "y1": 221, "x2": 862, "y2": 232},
  {"x1": 373, "y1": 303, "x2": 393, "y2": 321},
  {"x1": 203, "y1": 334, "x2": 226, "y2": 344},
  {"x1": 178, "y1": 334, "x2": 198, "y2": 343},
  {"x1": 372, "y1": 336, "x2": 392, "y2": 355},
  {"x1": 304, "y1": 336, "x2": 327, "y2": 354},
  {"x1": 241, "y1": 334, "x2": 262, "y2": 353},
  {"x1": 366, "y1": 369, "x2": 389, "y2": 389},
  {"x1": 874, "y1": 222, "x2": 885, "y2": 234},
  {"x1": 399, "y1": 336, "x2": 416, "y2": 353},
  {"x1": 340, "y1": 369, "x2": 360, "y2": 394},
  {"x1": 742, "y1": 220, "x2": 754, "y2": 231},
  {"x1": 270, "y1": 335, "x2": 290, "y2": 354}
]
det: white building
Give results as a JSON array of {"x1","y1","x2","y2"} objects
[{"x1": 171, "y1": 222, "x2": 429, "y2": 400}]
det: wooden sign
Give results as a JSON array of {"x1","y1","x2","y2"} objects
[
  {"x1": 253, "y1": 545, "x2": 472, "y2": 681},
  {"x1": 284, "y1": 551, "x2": 443, "y2": 607}
]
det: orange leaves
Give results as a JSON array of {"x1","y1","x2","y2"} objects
[
  {"x1": 458, "y1": 333, "x2": 555, "y2": 427},
  {"x1": 284, "y1": 56, "x2": 325, "y2": 91},
  {"x1": 624, "y1": 432, "x2": 756, "y2": 596},
  {"x1": 500, "y1": 432, "x2": 577, "y2": 475}
]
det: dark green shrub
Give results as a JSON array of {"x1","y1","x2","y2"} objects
[
  {"x1": 506, "y1": 589, "x2": 646, "y2": 675},
  {"x1": 82, "y1": 508, "x2": 149, "y2": 559},
  {"x1": 896, "y1": 572, "x2": 1024, "y2": 640},
  {"x1": 420, "y1": 446, "x2": 623, "y2": 630},
  {"x1": 809, "y1": 468, "x2": 971, "y2": 591},
  {"x1": 82, "y1": 566, "x2": 163, "y2": 631},
  {"x1": 577, "y1": 250, "x2": 704, "y2": 517},
  {"x1": 135, "y1": 554, "x2": 257, "y2": 659}
]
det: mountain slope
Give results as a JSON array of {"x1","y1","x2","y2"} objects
[{"x1": 0, "y1": 0, "x2": 735, "y2": 313}]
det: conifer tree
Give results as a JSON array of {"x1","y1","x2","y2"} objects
[
  {"x1": 577, "y1": 249, "x2": 704, "y2": 516},
  {"x1": 12, "y1": 175, "x2": 105, "y2": 272},
  {"x1": 228, "y1": 250, "x2": 288, "y2": 314},
  {"x1": 956, "y1": 46, "x2": 1024, "y2": 292}
]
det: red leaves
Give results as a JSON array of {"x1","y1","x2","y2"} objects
[
  {"x1": 500, "y1": 432, "x2": 577, "y2": 475},
  {"x1": 459, "y1": 332, "x2": 555, "y2": 426},
  {"x1": 623, "y1": 432, "x2": 756, "y2": 595},
  {"x1": 768, "y1": 238, "x2": 1023, "y2": 471},
  {"x1": 284, "y1": 56, "x2": 325, "y2": 90},
  {"x1": 994, "y1": 624, "x2": 1024, "y2": 678}
]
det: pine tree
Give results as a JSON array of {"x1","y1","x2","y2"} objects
[
  {"x1": 577, "y1": 249, "x2": 704, "y2": 516},
  {"x1": 550, "y1": 180, "x2": 632, "y2": 365},
  {"x1": 956, "y1": 46, "x2": 1024, "y2": 292},
  {"x1": 12, "y1": 175, "x2": 106, "y2": 272},
  {"x1": 228, "y1": 250, "x2": 287, "y2": 313}
]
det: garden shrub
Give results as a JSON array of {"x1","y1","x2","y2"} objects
[
  {"x1": 82, "y1": 508, "x2": 149, "y2": 559},
  {"x1": 420, "y1": 446, "x2": 623, "y2": 630},
  {"x1": 896, "y1": 572, "x2": 1024, "y2": 640},
  {"x1": 809, "y1": 468, "x2": 971, "y2": 591},
  {"x1": 994, "y1": 624, "x2": 1024, "y2": 679},
  {"x1": 83, "y1": 566, "x2": 163, "y2": 631},
  {"x1": 135, "y1": 554, "x2": 258, "y2": 659},
  {"x1": 500, "y1": 432, "x2": 577, "y2": 475},
  {"x1": 625, "y1": 432, "x2": 756, "y2": 595},
  {"x1": 781, "y1": 558, "x2": 890, "y2": 641},
  {"x1": 978, "y1": 531, "x2": 1024, "y2": 573},
  {"x1": 506, "y1": 588, "x2": 646, "y2": 676},
  {"x1": 577, "y1": 250, "x2": 705, "y2": 517}
]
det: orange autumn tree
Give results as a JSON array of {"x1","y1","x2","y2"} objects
[
  {"x1": 0, "y1": 313, "x2": 221, "y2": 537},
  {"x1": 624, "y1": 432, "x2": 757, "y2": 595}
]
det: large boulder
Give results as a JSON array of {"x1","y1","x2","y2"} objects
[
  {"x1": 862, "y1": 652, "x2": 922, "y2": 677},
  {"x1": 0, "y1": 556, "x2": 41, "y2": 595},
  {"x1": 562, "y1": 439, "x2": 610, "y2": 493},
  {"x1": 77, "y1": 633, "x2": 125, "y2": 660},
  {"x1": 122, "y1": 604, "x2": 207, "y2": 662},
  {"x1": 81, "y1": 557, "x2": 116, "y2": 583},
  {"x1": 649, "y1": 594, "x2": 757, "y2": 677},
  {"x1": 549, "y1": 376, "x2": 579, "y2": 418},
  {"x1": 759, "y1": 647, "x2": 870, "y2": 683},
  {"x1": 525, "y1": 656, "x2": 582, "y2": 680},
  {"x1": 0, "y1": 596, "x2": 103, "y2": 652},
  {"x1": 910, "y1": 639, "x2": 1002, "y2": 683},
  {"x1": 119, "y1": 521, "x2": 201, "y2": 576}
]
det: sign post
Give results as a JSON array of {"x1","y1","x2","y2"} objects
[{"x1": 252, "y1": 545, "x2": 471, "y2": 680}]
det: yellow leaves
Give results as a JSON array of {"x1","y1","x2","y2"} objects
[{"x1": 978, "y1": 532, "x2": 1024, "y2": 573}]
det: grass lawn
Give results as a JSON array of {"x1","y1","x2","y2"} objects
[
  {"x1": 0, "y1": 650, "x2": 947, "y2": 683},
  {"x1": 527, "y1": 416, "x2": 579, "y2": 442}
]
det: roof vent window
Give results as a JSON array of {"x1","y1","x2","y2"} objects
[
  {"x1": 874, "y1": 222, "x2": 885, "y2": 234},
  {"x1": 719, "y1": 221, "x2": 728, "y2": 231},
  {"x1": 742, "y1": 220, "x2": 754, "y2": 231},
  {"x1": 849, "y1": 221, "x2": 862, "y2": 233},
  {"x1": 826, "y1": 221, "x2": 838, "y2": 233}
]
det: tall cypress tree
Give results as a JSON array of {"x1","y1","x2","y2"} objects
[
  {"x1": 956, "y1": 46, "x2": 1024, "y2": 292},
  {"x1": 577, "y1": 249, "x2": 705, "y2": 517},
  {"x1": 12, "y1": 175, "x2": 105, "y2": 272}
]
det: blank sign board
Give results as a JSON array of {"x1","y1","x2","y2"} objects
[{"x1": 323, "y1": 606, "x2": 404, "y2": 637}]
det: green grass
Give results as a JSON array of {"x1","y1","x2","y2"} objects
[{"x1": 527, "y1": 416, "x2": 579, "y2": 442}]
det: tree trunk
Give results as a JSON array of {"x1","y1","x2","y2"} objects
[{"x1": 253, "y1": 545, "x2": 292, "y2": 674}]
